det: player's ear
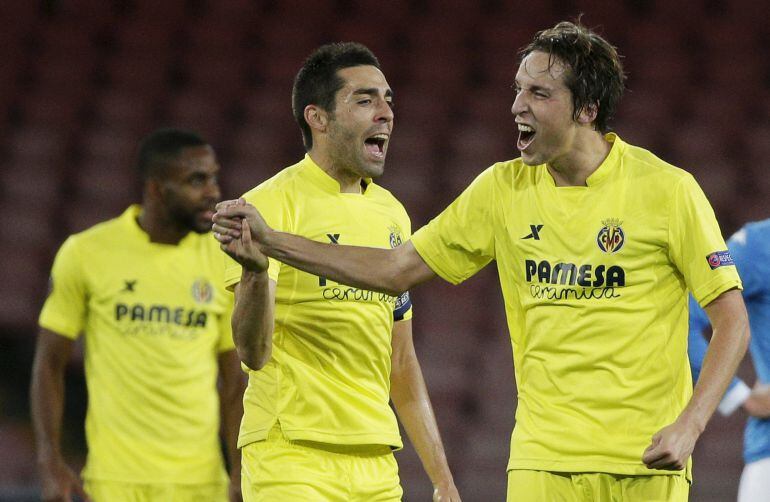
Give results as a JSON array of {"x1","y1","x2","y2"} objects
[
  {"x1": 577, "y1": 102, "x2": 598, "y2": 125},
  {"x1": 305, "y1": 105, "x2": 329, "y2": 133}
]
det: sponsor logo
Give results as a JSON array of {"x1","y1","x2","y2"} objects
[
  {"x1": 522, "y1": 224, "x2": 544, "y2": 240},
  {"x1": 706, "y1": 250, "x2": 735, "y2": 269},
  {"x1": 524, "y1": 259, "x2": 625, "y2": 301},
  {"x1": 122, "y1": 279, "x2": 137, "y2": 293},
  {"x1": 597, "y1": 218, "x2": 624, "y2": 253},
  {"x1": 191, "y1": 278, "x2": 213, "y2": 304},
  {"x1": 319, "y1": 234, "x2": 341, "y2": 287}
]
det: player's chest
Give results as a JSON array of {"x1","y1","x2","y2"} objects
[{"x1": 294, "y1": 201, "x2": 405, "y2": 249}]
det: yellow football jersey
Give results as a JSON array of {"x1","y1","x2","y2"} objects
[
  {"x1": 411, "y1": 134, "x2": 741, "y2": 476},
  {"x1": 225, "y1": 155, "x2": 412, "y2": 449},
  {"x1": 39, "y1": 205, "x2": 234, "y2": 484}
]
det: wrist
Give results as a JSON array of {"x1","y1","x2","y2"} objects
[
  {"x1": 241, "y1": 266, "x2": 269, "y2": 280},
  {"x1": 676, "y1": 409, "x2": 707, "y2": 435}
]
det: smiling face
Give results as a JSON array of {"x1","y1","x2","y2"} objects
[
  {"x1": 324, "y1": 65, "x2": 394, "y2": 179},
  {"x1": 512, "y1": 51, "x2": 583, "y2": 167}
]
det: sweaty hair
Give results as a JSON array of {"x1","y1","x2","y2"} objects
[
  {"x1": 292, "y1": 42, "x2": 381, "y2": 150},
  {"x1": 137, "y1": 128, "x2": 208, "y2": 180},
  {"x1": 519, "y1": 20, "x2": 625, "y2": 133}
]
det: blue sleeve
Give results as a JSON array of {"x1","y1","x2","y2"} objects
[
  {"x1": 688, "y1": 295, "x2": 743, "y2": 392},
  {"x1": 727, "y1": 226, "x2": 762, "y2": 299}
]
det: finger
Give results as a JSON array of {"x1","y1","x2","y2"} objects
[
  {"x1": 212, "y1": 215, "x2": 244, "y2": 231},
  {"x1": 213, "y1": 231, "x2": 235, "y2": 244},
  {"x1": 240, "y1": 218, "x2": 252, "y2": 242},
  {"x1": 212, "y1": 223, "x2": 241, "y2": 238},
  {"x1": 215, "y1": 199, "x2": 242, "y2": 211},
  {"x1": 641, "y1": 444, "x2": 665, "y2": 465}
]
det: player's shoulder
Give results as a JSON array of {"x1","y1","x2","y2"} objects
[
  {"x1": 619, "y1": 139, "x2": 692, "y2": 183},
  {"x1": 64, "y1": 210, "x2": 127, "y2": 250},
  {"x1": 241, "y1": 161, "x2": 306, "y2": 202}
]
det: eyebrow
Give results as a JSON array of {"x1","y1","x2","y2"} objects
[{"x1": 353, "y1": 87, "x2": 394, "y2": 99}]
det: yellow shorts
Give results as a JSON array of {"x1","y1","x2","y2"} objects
[
  {"x1": 84, "y1": 480, "x2": 227, "y2": 502},
  {"x1": 241, "y1": 424, "x2": 402, "y2": 501},
  {"x1": 506, "y1": 470, "x2": 689, "y2": 502}
]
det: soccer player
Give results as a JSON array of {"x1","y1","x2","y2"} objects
[
  {"x1": 216, "y1": 43, "x2": 459, "y2": 501},
  {"x1": 688, "y1": 219, "x2": 770, "y2": 501},
  {"x1": 213, "y1": 22, "x2": 750, "y2": 501},
  {"x1": 31, "y1": 129, "x2": 244, "y2": 502}
]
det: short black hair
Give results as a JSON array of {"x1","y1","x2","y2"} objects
[
  {"x1": 292, "y1": 42, "x2": 381, "y2": 150},
  {"x1": 520, "y1": 20, "x2": 626, "y2": 133},
  {"x1": 137, "y1": 128, "x2": 208, "y2": 180}
]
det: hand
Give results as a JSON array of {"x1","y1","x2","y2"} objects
[
  {"x1": 433, "y1": 481, "x2": 461, "y2": 501},
  {"x1": 744, "y1": 383, "x2": 770, "y2": 418},
  {"x1": 39, "y1": 457, "x2": 91, "y2": 502},
  {"x1": 213, "y1": 199, "x2": 272, "y2": 248},
  {"x1": 216, "y1": 216, "x2": 269, "y2": 273},
  {"x1": 641, "y1": 417, "x2": 701, "y2": 470}
]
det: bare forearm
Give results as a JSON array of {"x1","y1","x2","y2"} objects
[
  {"x1": 391, "y1": 360, "x2": 454, "y2": 488},
  {"x1": 30, "y1": 357, "x2": 66, "y2": 462},
  {"x1": 263, "y1": 231, "x2": 411, "y2": 296},
  {"x1": 682, "y1": 292, "x2": 749, "y2": 431},
  {"x1": 218, "y1": 353, "x2": 245, "y2": 480},
  {"x1": 232, "y1": 271, "x2": 274, "y2": 370}
]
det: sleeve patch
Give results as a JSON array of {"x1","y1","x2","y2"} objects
[
  {"x1": 706, "y1": 250, "x2": 735, "y2": 269},
  {"x1": 393, "y1": 291, "x2": 411, "y2": 321}
]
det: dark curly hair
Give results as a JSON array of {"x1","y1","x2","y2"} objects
[{"x1": 519, "y1": 20, "x2": 626, "y2": 133}]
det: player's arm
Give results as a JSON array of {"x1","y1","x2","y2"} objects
[
  {"x1": 390, "y1": 320, "x2": 461, "y2": 501},
  {"x1": 687, "y1": 296, "x2": 751, "y2": 416},
  {"x1": 213, "y1": 200, "x2": 436, "y2": 296},
  {"x1": 30, "y1": 328, "x2": 91, "y2": 502},
  {"x1": 222, "y1": 217, "x2": 276, "y2": 371},
  {"x1": 218, "y1": 349, "x2": 245, "y2": 501},
  {"x1": 643, "y1": 288, "x2": 749, "y2": 470}
]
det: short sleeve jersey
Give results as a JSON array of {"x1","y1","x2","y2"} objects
[
  {"x1": 411, "y1": 134, "x2": 741, "y2": 476},
  {"x1": 39, "y1": 206, "x2": 234, "y2": 484},
  {"x1": 225, "y1": 155, "x2": 412, "y2": 449},
  {"x1": 689, "y1": 219, "x2": 770, "y2": 463}
]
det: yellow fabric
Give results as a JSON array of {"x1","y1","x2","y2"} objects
[
  {"x1": 84, "y1": 480, "x2": 228, "y2": 502},
  {"x1": 226, "y1": 155, "x2": 412, "y2": 450},
  {"x1": 411, "y1": 134, "x2": 741, "y2": 476},
  {"x1": 506, "y1": 470, "x2": 689, "y2": 502},
  {"x1": 39, "y1": 205, "x2": 233, "y2": 483},
  {"x1": 241, "y1": 424, "x2": 401, "y2": 502}
]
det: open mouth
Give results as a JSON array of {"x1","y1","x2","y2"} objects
[
  {"x1": 364, "y1": 133, "x2": 388, "y2": 159},
  {"x1": 517, "y1": 123, "x2": 536, "y2": 151}
]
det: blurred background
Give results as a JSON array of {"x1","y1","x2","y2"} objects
[{"x1": 1, "y1": 0, "x2": 768, "y2": 500}]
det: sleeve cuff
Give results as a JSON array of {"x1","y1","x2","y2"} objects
[{"x1": 719, "y1": 380, "x2": 751, "y2": 416}]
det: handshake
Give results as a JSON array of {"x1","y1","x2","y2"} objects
[{"x1": 212, "y1": 199, "x2": 271, "y2": 273}]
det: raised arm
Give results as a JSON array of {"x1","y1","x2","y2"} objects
[
  {"x1": 221, "y1": 217, "x2": 277, "y2": 371},
  {"x1": 643, "y1": 288, "x2": 749, "y2": 470},
  {"x1": 31, "y1": 329, "x2": 91, "y2": 502},
  {"x1": 213, "y1": 200, "x2": 436, "y2": 296},
  {"x1": 390, "y1": 320, "x2": 460, "y2": 501}
]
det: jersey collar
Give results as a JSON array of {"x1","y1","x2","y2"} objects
[
  {"x1": 584, "y1": 133, "x2": 623, "y2": 187},
  {"x1": 300, "y1": 154, "x2": 374, "y2": 195}
]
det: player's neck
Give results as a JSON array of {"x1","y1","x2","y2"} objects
[
  {"x1": 308, "y1": 150, "x2": 364, "y2": 194},
  {"x1": 547, "y1": 131, "x2": 611, "y2": 187},
  {"x1": 136, "y1": 205, "x2": 188, "y2": 245}
]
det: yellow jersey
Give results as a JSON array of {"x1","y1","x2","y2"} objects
[
  {"x1": 411, "y1": 134, "x2": 741, "y2": 476},
  {"x1": 225, "y1": 155, "x2": 412, "y2": 449},
  {"x1": 39, "y1": 205, "x2": 234, "y2": 484}
]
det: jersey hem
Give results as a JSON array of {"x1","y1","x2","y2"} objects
[
  {"x1": 239, "y1": 427, "x2": 402, "y2": 450},
  {"x1": 507, "y1": 460, "x2": 691, "y2": 481}
]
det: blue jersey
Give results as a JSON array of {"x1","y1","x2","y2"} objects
[{"x1": 688, "y1": 219, "x2": 770, "y2": 463}]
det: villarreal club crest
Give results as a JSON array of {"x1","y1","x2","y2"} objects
[{"x1": 597, "y1": 218, "x2": 625, "y2": 254}]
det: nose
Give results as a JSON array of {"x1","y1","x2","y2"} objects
[
  {"x1": 511, "y1": 90, "x2": 527, "y2": 117},
  {"x1": 205, "y1": 177, "x2": 221, "y2": 200},
  {"x1": 376, "y1": 99, "x2": 394, "y2": 123}
]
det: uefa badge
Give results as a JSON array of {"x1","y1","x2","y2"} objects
[
  {"x1": 597, "y1": 218, "x2": 625, "y2": 254},
  {"x1": 191, "y1": 278, "x2": 214, "y2": 304}
]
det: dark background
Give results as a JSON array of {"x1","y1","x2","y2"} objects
[{"x1": 1, "y1": 0, "x2": 768, "y2": 500}]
